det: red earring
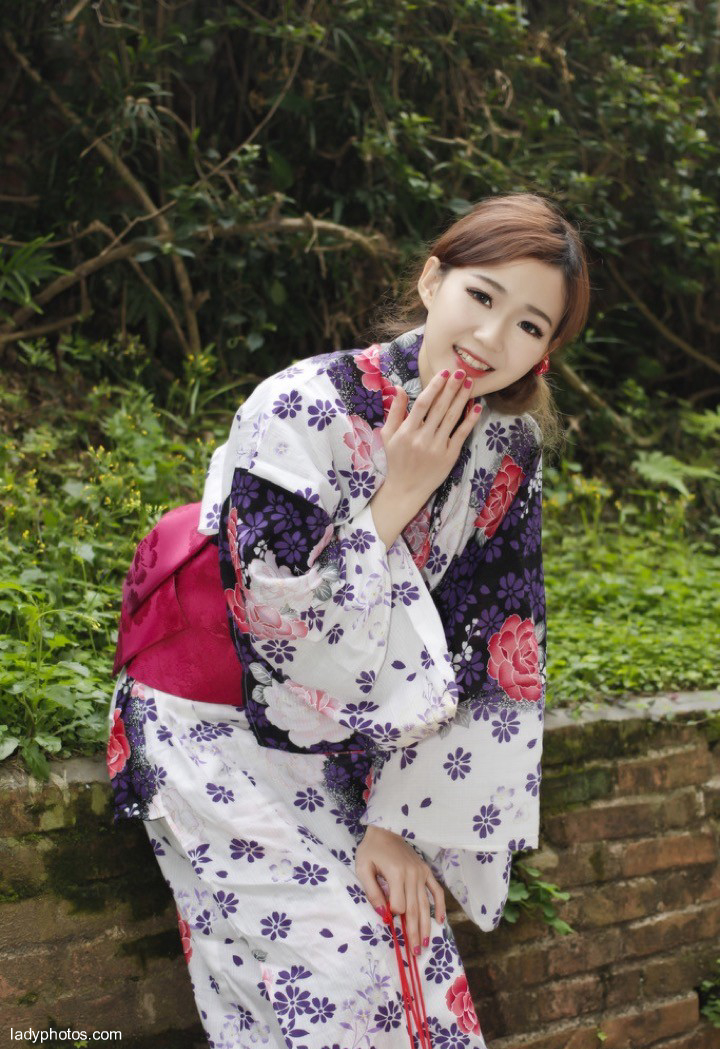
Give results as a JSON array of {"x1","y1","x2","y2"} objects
[{"x1": 532, "y1": 355, "x2": 550, "y2": 376}]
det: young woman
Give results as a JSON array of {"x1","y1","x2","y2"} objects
[{"x1": 107, "y1": 192, "x2": 590, "y2": 1049}]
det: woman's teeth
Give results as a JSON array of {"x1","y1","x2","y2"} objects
[{"x1": 454, "y1": 346, "x2": 492, "y2": 371}]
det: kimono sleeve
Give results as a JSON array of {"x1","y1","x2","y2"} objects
[
  {"x1": 218, "y1": 402, "x2": 459, "y2": 751},
  {"x1": 359, "y1": 450, "x2": 546, "y2": 854}
]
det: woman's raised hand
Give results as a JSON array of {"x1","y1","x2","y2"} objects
[
  {"x1": 355, "y1": 825, "x2": 446, "y2": 958},
  {"x1": 381, "y1": 368, "x2": 483, "y2": 511},
  {"x1": 367, "y1": 367, "x2": 484, "y2": 550}
]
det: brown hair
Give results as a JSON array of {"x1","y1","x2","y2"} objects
[{"x1": 375, "y1": 192, "x2": 591, "y2": 456}]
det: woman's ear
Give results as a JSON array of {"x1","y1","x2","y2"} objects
[{"x1": 417, "y1": 256, "x2": 443, "y2": 310}]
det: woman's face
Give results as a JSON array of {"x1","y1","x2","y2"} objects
[{"x1": 416, "y1": 256, "x2": 566, "y2": 396}]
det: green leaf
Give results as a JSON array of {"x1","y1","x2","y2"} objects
[
  {"x1": 20, "y1": 740, "x2": 50, "y2": 780},
  {"x1": 0, "y1": 737, "x2": 20, "y2": 760}
]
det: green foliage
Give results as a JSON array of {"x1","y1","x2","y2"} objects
[
  {"x1": 0, "y1": 237, "x2": 67, "y2": 318},
  {"x1": 503, "y1": 857, "x2": 573, "y2": 935},
  {"x1": 0, "y1": 355, "x2": 229, "y2": 775},
  {"x1": 1, "y1": 0, "x2": 718, "y2": 451},
  {"x1": 699, "y1": 958, "x2": 720, "y2": 1028},
  {"x1": 1, "y1": 2, "x2": 719, "y2": 780},
  {"x1": 543, "y1": 461, "x2": 720, "y2": 707}
]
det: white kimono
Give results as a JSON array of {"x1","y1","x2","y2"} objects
[{"x1": 199, "y1": 327, "x2": 546, "y2": 928}]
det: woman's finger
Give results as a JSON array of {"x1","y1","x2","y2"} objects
[
  {"x1": 406, "y1": 368, "x2": 451, "y2": 429},
  {"x1": 417, "y1": 368, "x2": 468, "y2": 432},
  {"x1": 356, "y1": 858, "x2": 392, "y2": 919},
  {"x1": 418, "y1": 879, "x2": 432, "y2": 953},
  {"x1": 403, "y1": 877, "x2": 422, "y2": 957},
  {"x1": 449, "y1": 399, "x2": 484, "y2": 450},
  {"x1": 381, "y1": 386, "x2": 408, "y2": 442},
  {"x1": 426, "y1": 869, "x2": 447, "y2": 926}
]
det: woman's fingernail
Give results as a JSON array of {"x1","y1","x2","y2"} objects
[
  {"x1": 473, "y1": 405, "x2": 482, "y2": 414},
  {"x1": 453, "y1": 369, "x2": 465, "y2": 380},
  {"x1": 438, "y1": 913, "x2": 445, "y2": 923},
  {"x1": 376, "y1": 907, "x2": 385, "y2": 917},
  {"x1": 413, "y1": 945, "x2": 421, "y2": 956},
  {"x1": 422, "y1": 936, "x2": 429, "y2": 947},
  {"x1": 440, "y1": 369, "x2": 450, "y2": 378},
  {"x1": 463, "y1": 377, "x2": 473, "y2": 388}
]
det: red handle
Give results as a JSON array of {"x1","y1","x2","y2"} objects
[{"x1": 381, "y1": 906, "x2": 433, "y2": 1049}]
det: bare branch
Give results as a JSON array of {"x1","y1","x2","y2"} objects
[
  {"x1": 605, "y1": 257, "x2": 720, "y2": 377},
  {"x1": 203, "y1": 215, "x2": 397, "y2": 258},
  {"x1": 63, "y1": 0, "x2": 93, "y2": 23},
  {"x1": 0, "y1": 312, "x2": 87, "y2": 348},
  {"x1": 0, "y1": 193, "x2": 40, "y2": 206},
  {"x1": 555, "y1": 358, "x2": 656, "y2": 446},
  {"x1": 1, "y1": 243, "x2": 138, "y2": 333}
]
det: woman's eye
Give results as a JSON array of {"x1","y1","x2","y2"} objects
[
  {"x1": 468, "y1": 288, "x2": 491, "y2": 305},
  {"x1": 520, "y1": 320, "x2": 543, "y2": 339}
]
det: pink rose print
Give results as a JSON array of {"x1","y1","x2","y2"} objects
[
  {"x1": 308, "y1": 523, "x2": 334, "y2": 567},
  {"x1": 285, "y1": 680, "x2": 340, "y2": 716},
  {"x1": 487, "y1": 613, "x2": 542, "y2": 703},
  {"x1": 474, "y1": 454, "x2": 525, "y2": 539},
  {"x1": 343, "y1": 414, "x2": 385, "y2": 471},
  {"x1": 402, "y1": 505, "x2": 432, "y2": 570},
  {"x1": 445, "y1": 974, "x2": 482, "y2": 1036},
  {"x1": 106, "y1": 710, "x2": 131, "y2": 779},
  {"x1": 225, "y1": 583, "x2": 309, "y2": 641},
  {"x1": 177, "y1": 910, "x2": 192, "y2": 963},
  {"x1": 355, "y1": 345, "x2": 401, "y2": 413}
]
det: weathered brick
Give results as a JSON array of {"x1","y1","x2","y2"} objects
[
  {"x1": 51, "y1": 961, "x2": 200, "y2": 1037},
  {"x1": 649, "y1": 1028, "x2": 720, "y2": 1049},
  {"x1": 562, "y1": 877, "x2": 661, "y2": 929},
  {"x1": 0, "y1": 893, "x2": 176, "y2": 951},
  {"x1": 541, "y1": 764, "x2": 616, "y2": 810},
  {"x1": 531, "y1": 841, "x2": 623, "y2": 887},
  {"x1": 542, "y1": 788, "x2": 704, "y2": 846},
  {"x1": 616, "y1": 746, "x2": 713, "y2": 795},
  {"x1": 488, "y1": 1027, "x2": 601, "y2": 1049},
  {"x1": 471, "y1": 973, "x2": 605, "y2": 1035},
  {"x1": 621, "y1": 831, "x2": 717, "y2": 878},
  {"x1": 704, "y1": 776, "x2": 720, "y2": 819},
  {"x1": 470, "y1": 927, "x2": 626, "y2": 991},
  {"x1": 542, "y1": 719, "x2": 695, "y2": 771},
  {"x1": 455, "y1": 912, "x2": 549, "y2": 958},
  {"x1": 624, "y1": 901, "x2": 720, "y2": 959},
  {"x1": 600, "y1": 993, "x2": 699, "y2": 1047},
  {"x1": 0, "y1": 838, "x2": 53, "y2": 900},
  {"x1": 641, "y1": 946, "x2": 720, "y2": 1000}
]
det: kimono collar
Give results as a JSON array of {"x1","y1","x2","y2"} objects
[{"x1": 377, "y1": 327, "x2": 425, "y2": 409}]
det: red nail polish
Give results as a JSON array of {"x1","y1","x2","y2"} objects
[
  {"x1": 440, "y1": 369, "x2": 450, "y2": 378},
  {"x1": 473, "y1": 405, "x2": 482, "y2": 414},
  {"x1": 376, "y1": 907, "x2": 385, "y2": 917},
  {"x1": 422, "y1": 936, "x2": 429, "y2": 947},
  {"x1": 413, "y1": 945, "x2": 421, "y2": 956},
  {"x1": 453, "y1": 369, "x2": 465, "y2": 380},
  {"x1": 463, "y1": 377, "x2": 473, "y2": 388}
]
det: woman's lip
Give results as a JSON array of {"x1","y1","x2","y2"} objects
[{"x1": 453, "y1": 346, "x2": 494, "y2": 375}]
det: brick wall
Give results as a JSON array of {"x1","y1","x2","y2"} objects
[{"x1": 1, "y1": 691, "x2": 719, "y2": 1048}]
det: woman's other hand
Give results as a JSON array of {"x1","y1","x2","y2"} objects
[{"x1": 355, "y1": 825, "x2": 446, "y2": 957}]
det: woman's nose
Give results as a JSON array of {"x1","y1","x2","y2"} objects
[{"x1": 473, "y1": 317, "x2": 505, "y2": 356}]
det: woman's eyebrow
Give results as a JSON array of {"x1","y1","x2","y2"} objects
[{"x1": 471, "y1": 273, "x2": 554, "y2": 328}]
